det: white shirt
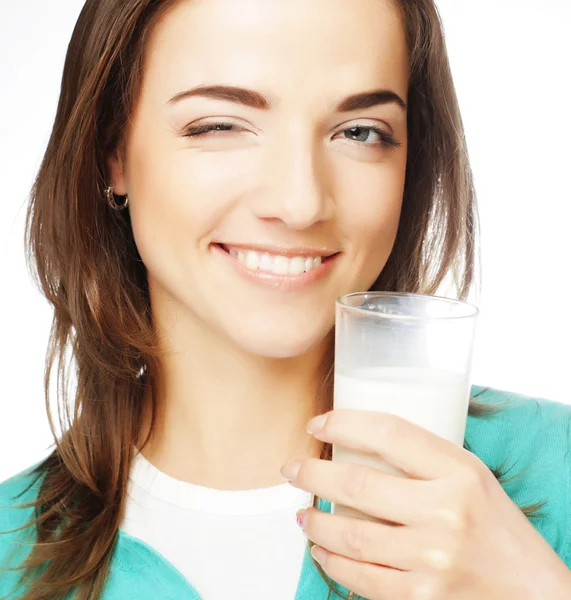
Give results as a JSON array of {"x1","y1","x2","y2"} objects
[{"x1": 120, "y1": 450, "x2": 314, "y2": 600}]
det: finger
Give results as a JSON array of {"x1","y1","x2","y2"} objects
[
  {"x1": 311, "y1": 409, "x2": 476, "y2": 479},
  {"x1": 302, "y1": 506, "x2": 424, "y2": 571},
  {"x1": 309, "y1": 542, "x2": 423, "y2": 600},
  {"x1": 293, "y1": 457, "x2": 431, "y2": 526}
]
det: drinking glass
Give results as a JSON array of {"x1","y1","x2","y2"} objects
[{"x1": 332, "y1": 292, "x2": 479, "y2": 523}]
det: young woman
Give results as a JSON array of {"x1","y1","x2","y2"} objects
[{"x1": 1, "y1": 0, "x2": 570, "y2": 599}]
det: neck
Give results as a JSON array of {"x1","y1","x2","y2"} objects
[{"x1": 137, "y1": 302, "x2": 332, "y2": 490}]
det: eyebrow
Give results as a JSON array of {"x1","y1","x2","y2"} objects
[{"x1": 168, "y1": 85, "x2": 407, "y2": 113}]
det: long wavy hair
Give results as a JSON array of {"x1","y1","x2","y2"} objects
[{"x1": 1, "y1": 1, "x2": 544, "y2": 598}]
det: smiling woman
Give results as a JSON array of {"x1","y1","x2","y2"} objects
[{"x1": 1, "y1": 0, "x2": 570, "y2": 600}]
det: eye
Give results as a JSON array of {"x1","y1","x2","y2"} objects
[
  {"x1": 183, "y1": 122, "x2": 239, "y2": 138},
  {"x1": 182, "y1": 121, "x2": 402, "y2": 150},
  {"x1": 338, "y1": 125, "x2": 401, "y2": 150}
]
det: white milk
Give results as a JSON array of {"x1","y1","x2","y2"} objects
[{"x1": 331, "y1": 367, "x2": 470, "y2": 523}]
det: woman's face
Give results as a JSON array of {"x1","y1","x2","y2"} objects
[{"x1": 109, "y1": 0, "x2": 409, "y2": 358}]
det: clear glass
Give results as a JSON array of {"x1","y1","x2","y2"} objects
[{"x1": 332, "y1": 292, "x2": 479, "y2": 523}]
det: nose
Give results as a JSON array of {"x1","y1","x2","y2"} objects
[{"x1": 254, "y1": 134, "x2": 335, "y2": 230}]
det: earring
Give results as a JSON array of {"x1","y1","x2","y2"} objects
[{"x1": 105, "y1": 186, "x2": 129, "y2": 211}]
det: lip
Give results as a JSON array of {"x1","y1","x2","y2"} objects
[
  {"x1": 212, "y1": 243, "x2": 339, "y2": 292},
  {"x1": 220, "y1": 243, "x2": 338, "y2": 259}
]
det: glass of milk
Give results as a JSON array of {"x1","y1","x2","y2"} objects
[{"x1": 332, "y1": 292, "x2": 479, "y2": 523}]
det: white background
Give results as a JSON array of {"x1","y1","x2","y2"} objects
[{"x1": 0, "y1": 1, "x2": 569, "y2": 481}]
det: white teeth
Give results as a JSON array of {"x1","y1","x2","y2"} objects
[
  {"x1": 259, "y1": 253, "x2": 273, "y2": 271},
  {"x1": 227, "y1": 247, "x2": 327, "y2": 275},
  {"x1": 289, "y1": 256, "x2": 306, "y2": 275},
  {"x1": 245, "y1": 251, "x2": 260, "y2": 270},
  {"x1": 273, "y1": 256, "x2": 290, "y2": 275}
]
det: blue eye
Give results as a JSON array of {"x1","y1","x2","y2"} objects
[
  {"x1": 183, "y1": 122, "x2": 401, "y2": 150},
  {"x1": 341, "y1": 126, "x2": 402, "y2": 149}
]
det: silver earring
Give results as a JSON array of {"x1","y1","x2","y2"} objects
[{"x1": 105, "y1": 186, "x2": 129, "y2": 211}]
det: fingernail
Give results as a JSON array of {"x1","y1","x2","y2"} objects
[
  {"x1": 307, "y1": 414, "x2": 328, "y2": 434},
  {"x1": 280, "y1": 460, "x2": 301, "y2": 481},
  {"x1": 311, "y1": 545, "x2": 327, "y2": 566},
  {"x1": 296, "y1": 508, "x2": 308, "y2": 530}
]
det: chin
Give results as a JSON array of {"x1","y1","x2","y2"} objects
[{"x1": 226, "y1": 314, "x2": 332, "y2": 359}]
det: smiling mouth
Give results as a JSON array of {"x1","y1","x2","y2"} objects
[{"x1": 215, "y1": 243, "x2": 339, "y2": 276}]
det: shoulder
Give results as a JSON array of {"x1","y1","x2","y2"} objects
[
  {"x1": 0, "y1": 460, "x2": 46, "y2": 598},
  {"x1": 0, "y1": 460, "x2": 45, "y2": 529},
  {"x1": 466, "y1": 385, "x2": 571, "y2": 466},
  {"x1": 466, "y1": 385, "x2": 571, "y2": 565},
  {"x1": 0, "y1": 459, "x2": 46, "y2": 518},
  {"x1": 0, "y1": 461, "x2": 161, "y2": 599}
]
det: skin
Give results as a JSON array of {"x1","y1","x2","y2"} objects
[
  {"x1": 108, "y1": 0, "x2": 408, "y2": 489},
  {"x1": 108, "y1": 0, "x2": 571, "y2": 596},
  {"x1": 283, "y1": 411, "x2": 571, "y2": 599}
]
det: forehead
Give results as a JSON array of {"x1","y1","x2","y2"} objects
[{"x1": 143, "y1": 0, "x2": 408, "y2": 107}]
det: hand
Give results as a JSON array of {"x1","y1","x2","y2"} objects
[{"x1": 280, "y1": 410, "x2": 571, "y2": 600}]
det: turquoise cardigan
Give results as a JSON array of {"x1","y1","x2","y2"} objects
[{"x1": 1, "y1": 386, "x2": 570, "y2": 599}]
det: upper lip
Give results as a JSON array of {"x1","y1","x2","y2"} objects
[{"x1": 218, "y1": 243, "x2": 339, "y2": 258}]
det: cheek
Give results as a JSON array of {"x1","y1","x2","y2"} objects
[
  {"x1": 125, "y1": 135, "x2": 255, "y2": 266},
  {"x1": 338, "y1": 161, "x2": 405, "y2": 266}
]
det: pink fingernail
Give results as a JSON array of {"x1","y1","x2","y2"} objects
[{"x1": 296, "y1": 509, "x2": 308, "y2": 530}]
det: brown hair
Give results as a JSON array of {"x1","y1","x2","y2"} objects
[{"x1": 1, "y1": 1, "x2": 543, "y2": 599}]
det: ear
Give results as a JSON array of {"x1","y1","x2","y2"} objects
[{"x1": 106, "y1": 147, "x2": 127, "y2": 196}]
